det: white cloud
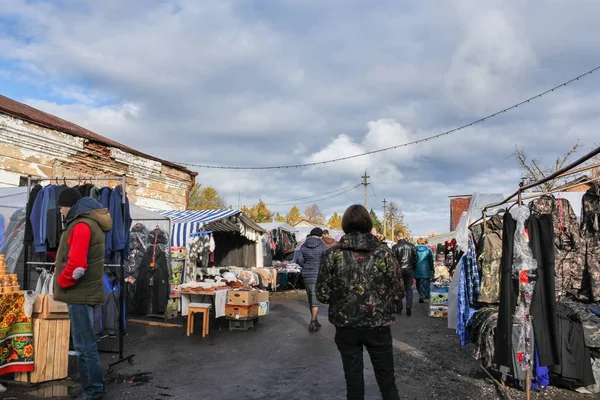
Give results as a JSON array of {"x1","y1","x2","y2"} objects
[{"x1": 1, "y1": 0, "x2": 600, "y2": 235}]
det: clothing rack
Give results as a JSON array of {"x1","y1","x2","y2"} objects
[
  {"x1": 23, "y1": 175, "x2": 134, "y2": 369},
  {"x1": 475, "y1": 144, "x2": 600, "y2": 400}
]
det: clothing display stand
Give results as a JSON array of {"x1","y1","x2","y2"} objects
[
  {"x1": 476, "y1": 145, "x2": 600, "y2": 400},
  {"x1": 23, "y1": 175, "x2": 134, "y2": 369}
]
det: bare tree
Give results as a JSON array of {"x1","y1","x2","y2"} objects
[{"x1": 514, "y1": 142, "x2": 582, "y2": 192}]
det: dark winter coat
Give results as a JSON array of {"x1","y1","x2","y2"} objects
[
  {"x1": 316, "y1": 232, "x2": 403, "y2": 328},
  {"x1": 392, "y1": 239, "x2": 417, "y2": 270},
  {"x1": 296, "y1": 236, "x2": 327, "y2": 279}
]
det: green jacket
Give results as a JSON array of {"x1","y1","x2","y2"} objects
[
  {"x1": 316, "y1": 232, "x2": 403, "y2": 328},
  {"x1": 53, "y1": 206, "x2": 112, "y2": 305}
]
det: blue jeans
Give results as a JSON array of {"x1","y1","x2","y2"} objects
[{"x1": 68, "y1": 304, "x2": 105, "y2": 398}]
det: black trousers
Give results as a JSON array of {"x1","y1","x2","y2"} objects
[{"x1": 335, "y1": 326, "x2": 400, "y2": 400}]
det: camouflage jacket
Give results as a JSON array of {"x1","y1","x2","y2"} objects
[
  {"x1": 316, "y1": 232, "x2": 403, "y2": 328},
  {"x1": 530, "y1": 195, "x2": 586, "y2": 301},
  {"x1": 581, "y1": 186, "x2": 600, "y2": 302},
  {"x1": 477, "y1": 214, "x2": 503, "y2": 304}
]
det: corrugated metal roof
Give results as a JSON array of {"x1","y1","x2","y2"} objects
[{"x1": 0, "y1": 94, "x2": 194, "y2": 176}]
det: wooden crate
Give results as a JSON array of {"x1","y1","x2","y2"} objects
[{"x1": 15, "y1": 318, "x2": 71, "y2": 383}]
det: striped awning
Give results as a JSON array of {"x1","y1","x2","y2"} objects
[
  {"x1": 157, "y1": 209, "x2": 240, "y2": 247},
  {"x1": 157, "y1": 209, "x2": 266, "y2": 247}
]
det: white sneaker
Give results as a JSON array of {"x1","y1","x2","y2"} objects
[{"x1": 0, "y1": 383, "x2": 7, "y2": 392}]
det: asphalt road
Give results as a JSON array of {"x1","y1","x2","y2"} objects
[{"x1": 1, "y1": 290, "x2": 592, "y2": 400}]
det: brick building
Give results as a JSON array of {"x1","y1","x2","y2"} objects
[
  {"x1": 449, "y1": 195, "x2": 472, "y2": 231},
  {"x1": 0, "y1": 94, "x2": 196, "y2": 210}
]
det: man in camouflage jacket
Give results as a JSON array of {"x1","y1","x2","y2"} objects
[{"x1": 316, "y1": 204, "x2": 403, "y2": 400}]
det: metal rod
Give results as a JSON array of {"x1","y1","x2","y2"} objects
[
  {"x1": 30, "y1": 176, "x2": 126, "y2": 182},
  {"x1": 26, "y1": 262, "x2": 122, "y2": 267}
]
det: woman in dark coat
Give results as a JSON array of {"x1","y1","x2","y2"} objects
[{"x1": 297, "y1": 227, "x2": 328, "y2": 332}]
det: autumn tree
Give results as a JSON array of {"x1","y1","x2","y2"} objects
[
  {"x1": 274, "y1": 212, "x2": 286, "y2": 223},
  {"x1": 369, "y1": 209, "x2": 383, "y2": 233},
  {"x1": 241, "y1": 200, "x2": 273, "y2": 223},
  {"x1": 286, "y1": 206, "x2": 303, "y2": 226},
  {"x1": 304, "y1": 204, "x2": 326, "y2": 224},
  {"x1": 188, "y1": 184, "x2": 226, "y2": 210},
  {"x1": 384, "y1": 201, "x2": 410, "y2": 240},
  {"x1": 328, "y1": 212, "x2": 342, "y2": 229}
]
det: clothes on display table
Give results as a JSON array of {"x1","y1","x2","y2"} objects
[
  {"x1": 185, "y1": 234, "x2": 214, "y2": 284},
  {"x1": 135, "y1": 228, "x2": 171, "y2": 315},
  {"x1": 25, "y1": 184, "x2": 132, "y2": 260},
  {"x1": 581, "y1": 184, "x2": 600, "y2": 303}
]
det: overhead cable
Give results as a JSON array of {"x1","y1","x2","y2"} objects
[
  {"x1": 268, "y1": 184, "x2": 362, "y2": 206},
  {"x1": 173, "y1": 65, "x2": 600, "y2": 170}
]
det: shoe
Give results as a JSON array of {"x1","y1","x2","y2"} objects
[
  {"x1": 314, "y1": 319, "x2": 322, "y2": 329},
  {"x1": 406, "y1": 308, "x2": 412, "y2": 316},
  {"x1": 419, "y1": 299, "x2": 425, "y2": 303},
  {"x1": 309, "y1": 321, "x2": 317, "y2": 332}
]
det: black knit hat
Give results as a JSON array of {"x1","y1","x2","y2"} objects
[
  {"x1": 57, "y1": 188, "x2": 82, "y2": 207},
  {"x1": 309, "y1": 227, "x2": 323, "y2": 237}
]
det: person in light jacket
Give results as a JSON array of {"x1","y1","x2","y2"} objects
[{"x1": 296, "y1": 228, "x2": 328, "y2": 332}]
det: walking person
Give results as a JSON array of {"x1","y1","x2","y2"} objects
[
  {"x1": 54, "y1": 188, "x2": 113, "y2": 399},
  {"x1": 392, "y1": 232, "x2": 417, "y2": 316},
  {"x1": 317, "y1": 205, "x2": 403, "y2": 400},
  {"x1": 296, "y1": 227, "x2": 328, "y2": 332},
  {"x1": 414, "y1": 238, "x2": 434, "y2": 303}
]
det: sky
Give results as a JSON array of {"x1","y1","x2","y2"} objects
[{"x1": 1, "y1": 0, "x2": 600, "y2": 235}]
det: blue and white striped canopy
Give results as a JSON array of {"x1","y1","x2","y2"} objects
[{"x1": 157, "y1": 209, "x2": 240, "y2": 247}]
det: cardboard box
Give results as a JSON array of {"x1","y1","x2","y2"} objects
[
  {"x1": 257, "y1": 290, "x2": 269, "y2": 303},
  {"x1": 33, "y1": 295, "x2": 69, "y2": 320},
  {"x1": 429, "y1": 305, "x2": 448, "y2": 318},
  {"x1": 225, "y1": 304, "x2": 258, "y2": 319},
  {"x1": 430, "y1": 292, "x2": 449, "y2": 306},
  {"x1": 258, "y1": 301, "x2": 269, "y2": 316},
  {"x1": 227, "y1": 290, "x2": 258, "y2": 306}
]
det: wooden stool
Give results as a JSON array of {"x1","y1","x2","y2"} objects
[{"x1": 187, "y1": 303, "x2": 212, "y2": 338}]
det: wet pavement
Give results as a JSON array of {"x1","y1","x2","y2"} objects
[{"x1": 0, "y1": 290, "x2": 592, "y2": 399}]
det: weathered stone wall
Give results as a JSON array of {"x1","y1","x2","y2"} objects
[{"x1": 0, "y1": 113, "x2": 194, "y2": 210}]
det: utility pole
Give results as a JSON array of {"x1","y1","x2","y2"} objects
[
  {"x1": 383, "y1": 198, "x2": 387, "y2": 238},
  {"x1": 362, "y1": 171, "x2": 370, "y2": 208}
]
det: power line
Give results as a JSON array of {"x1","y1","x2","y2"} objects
[
  {"x1": 268, "y1": 183, "x2": 361, "y2": 205},
  {"x1": 269, "y1": 184, "x2": 361, "y2": 206},
  {"x1": 370, "y1": 184, "x2": 382, "y2": 203},
  {"x1": 173, "y1": 65, "x2": 600, "y2": 170}
]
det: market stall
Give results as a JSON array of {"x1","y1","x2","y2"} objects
[{"x1": 448, "y1": 152, "x2": 600, "y2": 397}]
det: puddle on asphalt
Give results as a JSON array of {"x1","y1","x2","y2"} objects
[
  {"x1": 26, "y1": 380, "x2": 73, "y2": 398},
  {"x1": 108, "y1": 371, "x2": 152, "y2": 386}
]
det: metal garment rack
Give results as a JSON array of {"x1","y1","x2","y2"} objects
[
  {"x1": 476, "y1": 144, "x2": 600, "y2": 400},
  {"x1": 24, "y1": 175, "x2": 134, "y2": 369}
]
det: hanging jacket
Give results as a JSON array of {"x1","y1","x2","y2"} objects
[
  {"x1": 316, "y1": 232, "x2": 403, "y2": 328},
  {"x1": 135, "y1": 228, "x2": 170, "y2": 315},
  {"x1": 581, "y1": 185, "x2": 600, "y2": 302},
  {"x1": 53, "y1": 197, "x2": 113, "y2": 305},
  {"x1": 477, "y1": 214, "x2": 504, "y2": 304},
  {"x1": 24, "y1": 184, "x2": 42, "y2": 244},
  {"x1": 414, "y1": 245, "x2": 434, "y2": 279},
  {"x1": 296, "y1": 236, "x2": 327, "y2": 279},
  {"x1": 46, "y1": 185, "x2": 66, "y2": 251}
]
